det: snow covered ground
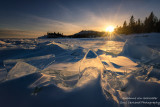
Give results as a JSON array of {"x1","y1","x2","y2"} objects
[{"x1": 0, "y1": 33, "x2": 160, "y2": 107}]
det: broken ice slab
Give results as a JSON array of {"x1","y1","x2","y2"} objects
[
  {"x1": 41, "y1": 61, "x2": 81, "y2": 79},
  {"x1": 120, "y1": 39, "x2": 160, "y2": 62},
  {"x1": 76, "y1": 67, "x2": 99, "y2": 87},
  {"x1": 30, "y1": 62, "x2": 81, "y2": 89},
  {"x1": 86, "y1": 50, "x2": 97, "y2": 58},
  {"x1": 3, "y1": 54, "x2": 55, "y2": 71},
  {"x1": 31, "y1": 50, "x2": 104, "y2": 89},
  {"x1": 6, "y1": 61, "x2": 38, "y2": 81},
  {"x1": 0, "y1": 68, "x2": 7, "y2": 82},
  {"x1": 80, "y1": 50, "x2": 104, "y2": 74}
]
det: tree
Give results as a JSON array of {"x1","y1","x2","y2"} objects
[
  {"x1": 122, "y1": 20, "x2": 129, "y2": 34},
  {"x1": 123, "y1": 20, "x2": 127, "y2": 28},
  {"x1": 156, "y1": 19, "x2": 160, "y2": 32},
  {"x1": 129, "y1": 15, "x2": 135, "y2": 27},
  {"x1": 115, "y1": 12, "x2": 160, "y2": 34},
  {"x1": 144, "y1": 12, "x2": 158, "y2": 32},
  {"x1": 136, "y1": 18, "x2": 142, "y2": 33},
  {"x1": 128, "y1": 15, "x2": 136, "y2": 34}
]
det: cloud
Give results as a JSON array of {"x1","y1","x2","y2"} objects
[
  {"x1": 0, "y1": 29, "x2": 45, "y2": 38},
  {"x1": 0, "y1": 14, "x2": 84, "y2": 38},
  {"x1": 70, "y1": 9, "x2": 130, "y2": 31},
  {"x1": 0, "y1": 5, "x2": 131, "y2": 38},
  {"x1": 23, "y1": 15, "x2": 83, "y2": 35}
]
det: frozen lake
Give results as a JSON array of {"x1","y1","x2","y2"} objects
[{"x1": 0, "y1": 33, "x2": 160, "y2": 107}]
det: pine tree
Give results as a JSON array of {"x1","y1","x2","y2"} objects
[
  {"x1": 129, "y1": 15, "x2": 135, "y2": 27},
  {"x1": 145, "y1": 12, "x2": 158, "y2": 32},
  {"x1": 115, "y1": 12, "x2": 160, "y2": 34},
  {"x1": 137, "y1": 18, "x2": 142, "y2": 33},
  {"x1": 148, "y1": 12, "x2": 155, "y2": 32},
  {"x1": 123, "y1": 20, "x2": 127, "y2": 28},
  {"x1": 129, "y1": 15, "x2": 135, "y2": 34},
  {"x1": 156, "y1": 19, "x2": 160, "y2": 32}
]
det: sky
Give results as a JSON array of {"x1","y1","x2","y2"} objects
[{"x1": 0, "y1": 0, "x2": 160, "y2": 38}]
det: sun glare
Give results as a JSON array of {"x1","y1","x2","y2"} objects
[{"x1": 106, "y1": 26, "x2": 115, "y2": 33}]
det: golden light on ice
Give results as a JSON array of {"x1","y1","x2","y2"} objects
[{"x1": 106, "y1": 26, "x2": 114, "y2": 33}]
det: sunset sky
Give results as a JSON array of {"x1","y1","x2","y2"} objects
[{"x1": 0, "y1": 0, "x2": 160, "y2": 38}]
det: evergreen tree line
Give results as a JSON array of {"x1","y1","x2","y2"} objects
[
  {"x1": 47, "y1": 32, "x2": 64, "y2": 38},
  {"x1": 115, "y1": 12, "x2": 160, "y2": 34}
]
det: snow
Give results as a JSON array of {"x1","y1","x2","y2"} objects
[
  {"x1": 0, "y1": 33, "x2": 160, "y2": 107},
  {"x1": 120, "y1": 40, "x2": 160, "y2": 61}
]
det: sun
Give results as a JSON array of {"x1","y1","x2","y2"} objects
[{"x1": 106, "y1": 26, "x2": 115, "y2": 33}]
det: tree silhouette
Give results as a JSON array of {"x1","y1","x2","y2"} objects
[
  {"x1": 129, "y1": 15, "x2": 136, "y2": 34},
  {"x1": 115, "y1": 12, "x2": 160, "y2": 35}
]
